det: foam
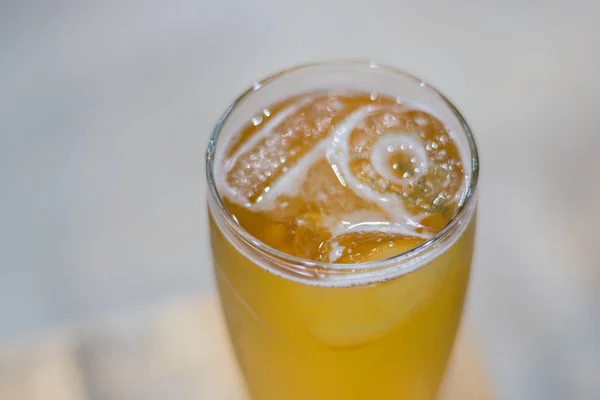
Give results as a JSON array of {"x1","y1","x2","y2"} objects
[
  {"x1": 327, "y1": 241, "x2": 345, "y2": 263},
  {"x1": 216, "y1": 95, "x2": 346, "y2": 210},
  {"x1": 224, "y1": 96, "x2": 314, "y2": 171},
  {"x1": 253, "y1": 138, "x2": 329, "y2": 209},
  {"x1": 244, "y1": 102, "x2": 435, "y2": 236},
  {"x1": 317, "y1": 209, "x2": 427, "y2": 239},
  {"x1": 326, "y1": 105, "x2": 426, "y2": 236},
  {"x1": 215, "y1": 96, "x2": 315, "y2": 207},
  {"x1": 370, "y1": 132, "x2": 429, "y2": 187},
  {"x1": 215, "y1": 93, "x2": 473, "y2": 253},
  {"x1": 217, "y1": 96, "x2": 471, "y2": 214},
  {"x1": 399, "y1": 101, "x2": 473, "y2": 209}
]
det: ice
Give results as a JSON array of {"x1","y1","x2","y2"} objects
[
  {"x1": 218, "y1": 95, "x2": 347, "y2": 209},
  {"x1": 215, "y1": 92, "x2": 471, "y2": 267}
]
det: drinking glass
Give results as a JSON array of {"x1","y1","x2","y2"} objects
[{"x1": 206, "y1": 61, "x2": 479, "y2": 400}]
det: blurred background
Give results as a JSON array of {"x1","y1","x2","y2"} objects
[{"x1": 1, "y1": 0, "x2": 599, "y2": 399}]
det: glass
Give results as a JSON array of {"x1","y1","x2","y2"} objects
[{"x1": 206, "y1": 61, "x2": 479, "y2": 400}]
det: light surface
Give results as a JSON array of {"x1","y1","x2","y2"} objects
[
  {"x1": 1, "y1": 0, "x2": 598, "y2": 398},
  {"x1": 0, "y1": 297, "x2": 493, "y2": 400}
]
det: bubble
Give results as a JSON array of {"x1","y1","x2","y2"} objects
[
  {"x1": 216, "y1": 92, "x2": 470, "y2": 267},
  {"x1": 218, "y1": 95, "x2": 346, "y2": 208}
]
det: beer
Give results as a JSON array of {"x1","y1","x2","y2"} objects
[{"x1": 207, "y1": 62, "x2": 478, "y2": 400}]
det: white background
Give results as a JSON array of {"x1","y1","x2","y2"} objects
[{"x1": 1, "y1": 0, "x2": 599, "y2": 398}]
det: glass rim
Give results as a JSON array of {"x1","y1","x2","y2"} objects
[{"x1": 206, "y1": 60, "x2": 479, "y2": 279}]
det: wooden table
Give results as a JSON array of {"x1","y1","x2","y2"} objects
[{"x1": 0, "y1": 297, "x2": 494, "y2": 399}]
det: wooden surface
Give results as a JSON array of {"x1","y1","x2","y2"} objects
[{"x1": 0, "y1": 297, "x2": 494, "y2": 399}]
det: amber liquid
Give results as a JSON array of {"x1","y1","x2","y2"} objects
[{"x1": 210, "y1": 91, "x2": 476, "y2": 399}]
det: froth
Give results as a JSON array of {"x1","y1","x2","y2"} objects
[
  {"x1": 325, "y1": 105, "x2": 428, "y2": 237},
  {"x1": 222, "y1": 96, "x2": 314, "y2": 173},
  {"x1": 215, "y1": 91, "x2": 471, "y2": 240},
  {"x1": 215, "y1": 95, "x2": 347, "y2": 210},
  {"x1": 370, "y1": 133, "x2": 429, "y2": 187}
]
